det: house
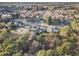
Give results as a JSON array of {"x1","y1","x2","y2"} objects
[
  {"x1": 16, "y1": 27, "x2": 29, "y2": 34},
  {"x1": 0, "y1": 19, "x2": 12, "y2": 22},
  {"x1": 52, "y1": 26, "x2": 61, "y2": 32},
  {"x1": 47, "y1": 25, "x2": 60, "y2": 32},
  {"x1": 35, "y1": 28, "x2": 47, "y2": 33},
  {"x1": 1, "y1": 14, "x2": 12, "y2": 19}
]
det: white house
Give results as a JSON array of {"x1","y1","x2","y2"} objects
[
  {"x1": 47, "y1": 25, "x2": 60, "y2": 32},
  {"x1": 2, "y1": 14, "x2": 12, "y2": 19},
  {"x1": 16, "y1": 27, "x2": 29, "y2": 34}
]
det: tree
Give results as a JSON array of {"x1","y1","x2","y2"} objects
[
  {"x1": 16, "y1": 33, "x2": 30, "y2": 54},
  {"x1": 36, "y1": 33, "x2": 48, "y2": 44},
  {"x1": 0, "y1": 29, "x2": 11, "y2": 43},
  {"x1": 70, "y1": 20, "x2": 77, "y2": 31},
  {"x1": 59, "y1": 26, "x2": 70, "y2": 38},
  {"x1": 13, "y1": 50, "x2": 23, "y2": 56},
  {"x1": 36, "y1": 49, "x2": 46, "y2": 56},
  {"x1": 46, "y1": 49, "x2": 53, "y2": 56},
  {"x1": 0, "y1": 51, "x2": 10, "y2": 56},
  {"x1": 42, "y1": 11, "x2": 52, "y2": 24},
  {"x1": 48, "y1": 17, "x2": 52, "y2": 25},
  {"x1": 61, "y1": 42, "x2": 77, "y2": 55},
  {"x1": 0, "y1": 37, "x2": 19, "y2": 56},
  {"x1": 54, "y1": 46, "x2": 63, "y2": 56}
]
